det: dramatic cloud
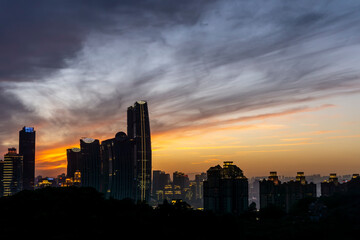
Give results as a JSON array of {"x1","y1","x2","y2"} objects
[{"x1": 1, "y1": 0, "x2": 360, "y2": 174}]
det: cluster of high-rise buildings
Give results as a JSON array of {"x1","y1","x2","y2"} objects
[
  {"x1": 65, "y1": 100, "x2": 152, "y2": 202},
  {"x1": 321, "y1": 173, "x2": 360, "y2": 196},
  {"x1": 0, "y1": 127, "x2": 36, "y2": 196},
  {"x1": 152, "y1": 170, "x2": 206, "y2": 208},
  {"x1": 259, "y1": 171, "x2": 316, "y2": 213},
  {"x1": 201, "y1": 162, "x2": 360, "y2": 215},
  {"x1": 1, "y1": 100, "x2": 359, "y2": 216},
  {"x1": 258, "y1": 171, "x2": 360, "y2": 213}
]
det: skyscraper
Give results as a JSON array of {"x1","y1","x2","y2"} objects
[
  {"x1": 19, "y1": 126, "x2": 35, "y2": 190},
  {"x1": 66, "y1": 148, "x2": 82, "y2": 179},
  {"x1": 173, "y1": 171, "x2": 190, "y2": 190},
  {"x1": 127, "y1": 100, "x2": 152, "y2": 202},
  {"x1": 153, "y1": 170, "x2": 170, "y2": 197},
  {"x1": 101, "y1": 132, "x2": 135, "y2": 200},
  {"x1": 259, "y1": 171, "x2": 284, "y2": 210},
  {"x1": 2, "y1": 148, "x2": 23, "y2": 196},
  {"x1": 321, "y1": 173, "x2": 341, "y2": 197},
  {"x1": 195, "y1": 172, "x2": 207, "y2": 200},
  {"x1": 260, "y1": 171, "x2": 316, "y2": 213},
  {"x1": 0, "y1": 160, "x2": 4, "y2": 196},
  {"x1": 321, "y1": 173, "x2": 360, "y2": 196},
  {"x1": 80, "y1": 138, "x2": 101, "y2": 192},
  {"x1": 204, "y1": 161, "x2": 248, "y2": 215}
]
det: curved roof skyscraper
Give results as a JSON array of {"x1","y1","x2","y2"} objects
[{"x1": 127, "y1": 100, "x2": 152, "y2": 203}]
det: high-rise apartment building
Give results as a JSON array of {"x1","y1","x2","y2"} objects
[
  {"x1": 321, "y1": 173, "x2": 342, "y2": 196},
  {"x1": 19, "y1": 126, "x2": 35, "y2": 190},
  {"x1": 66, "y1": 148, "x2": 82, "y2": 179},
  {"x1": 321, "y1": 173, "x2": 360, "y2": 196},
  {"x1": 260, "y1": 171, "x2": 316, "y2": 213},
  {"x1": 204, "y1": 161, "x2": 248, "y2": 215},
  {"x1": 259, "y1": 171, "x2": 284, "y2": 210},
  {"x1": 283, "y1": 172, "x2": 317, "y2": 212},
  {"x1": 101, "y1": 132, "x2": 135, "y2": 200},
  {"x1": 3, "y1": 148, "x2": 23, "y2": 196},
  {"x1": 127, "y1": 100, "x2": 152, "y2": 202},
  {"x1": 80, "y1": 138, "x2": 101, "y2": 192}
]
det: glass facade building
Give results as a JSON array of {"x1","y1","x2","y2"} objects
[
  {"x1": 127, "y1": 101, "x2": 152, "y2": 203},
  {"x1": 66, "y1": 148, "x2": 82, "y2": 179},
  {"x1": 3, "y1": 148, "x2": 23, "y2": 196},
  {"x1": 19, "y1": 126, "x2": 35, "y2": 190},
  {"x1": 101, "y1": 132, "x2": 135, "y2": 200},
  {"x1": 80, "y1": 138, "x2": 101, "y2": 192}
]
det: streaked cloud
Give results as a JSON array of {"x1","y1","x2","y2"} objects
[
  {"x1": 0, "y1": 0, "x2": 359, "y2": 175},
  {"x1": 281, "y1": 138, "x2": 312, "y2": 142},
  {"x1": 327, "y1": 134, "x2": 360, "y2": 139}
]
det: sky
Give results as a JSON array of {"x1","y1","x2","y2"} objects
[{"x1": 0, "y1": 0, "x2": 359, "y2": 178}]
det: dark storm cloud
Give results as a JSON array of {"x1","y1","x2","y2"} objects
[
  {"x1": 0, "y1": 0, "x2": 117, "y2": 81},
  {"x1": 0, "y1": 0, "x2": 212, "y2": 81}
]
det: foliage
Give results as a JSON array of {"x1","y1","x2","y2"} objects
[{"x1": 1, "y1": 187, "x2": 359, "y2": 239}]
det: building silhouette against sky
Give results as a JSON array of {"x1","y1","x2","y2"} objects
[
  {"x1": 64, "y1": 100, "x2": 152, "y2": 203},
  {"x1": 101, "y1": 132, "x2": 135, "y2": 200},
  {"x1": 321, "y1": 173, "x2": 360, "y2": 196},
  {"x1": 204, "y1": 161, "x2": 248, "y2": 215},
  {"x1": 19, "y1": 126, "x2": 35, "y2": 190},
  {"x1": 259, "y1": 171, "x2": 284, "y2": 210},
  {"x1": 152, "y1": 170, "x2": 170, "y2": 200},
  {"x1": 2, "y1": 148, "x2": 23, "y2": 196},
  {"x1": 260, "y1": 171, "x2": 317, "y2": 212},
  {"x1": 66, "y1": 148, "x2": 81, "y2": 179},
  {"x1": 80, "y1": 138, "x2": 101, "y2": 192},
  {"x1": 127, "y1": 100, "x2": 152, "y2": 203}
]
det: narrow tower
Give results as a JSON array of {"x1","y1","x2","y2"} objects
[
  {"x1": 19, "y1": 126, "x2": 35, "y2": 190},
  {"x1": 127, "y1": 100, "x2": 152, "y2": 202}
]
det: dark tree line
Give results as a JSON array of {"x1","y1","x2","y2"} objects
[{"x1": 0, "y1": 187, "x2": 359, "y2": 239}]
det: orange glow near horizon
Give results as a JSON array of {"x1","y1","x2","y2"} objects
[{"x1": 34, "y1": 97, "x2": 360, "y2": 179}]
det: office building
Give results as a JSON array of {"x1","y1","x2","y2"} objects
[
  {"x1": 2, "y1": 148, "x2": 23, "y2": 196},
  {"x1": 80, "y1": 138, "x2": 101, "y2": 192},
  {"x1": 0, "y1": 160, "x2": 4, "y2": 196},
  {"x1": 127, "y1": 100, "x2": 152, "y2": 202},
  {"x1": 195, "y1": 173, "x2": 207, "y2": 200},
  {"x1": 153, "y1": 170, "x2": 170, "y2": 199},
  {"x1": 66, "y1": 148, "x2": 82, "y2": 179},
  {"x1": 19, "y1": 126, "x2": 35, "y2": 190},
  {"x1": 101, "y1": 132, "x2": 135, "y2": 200},
  {"x1": 204, "y1": 161, "x2": 248, "y2": 215},
  {"x1": 173, "y1": 171, "x2": 190, "y2": 190}
]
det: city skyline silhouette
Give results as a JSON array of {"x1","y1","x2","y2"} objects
[
  {"x1": 0, "y1": 0, "x2": 359, "y2": 179},
  {"x1": 1, "y1": 2, "x2": 360, "y2": 238}
]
